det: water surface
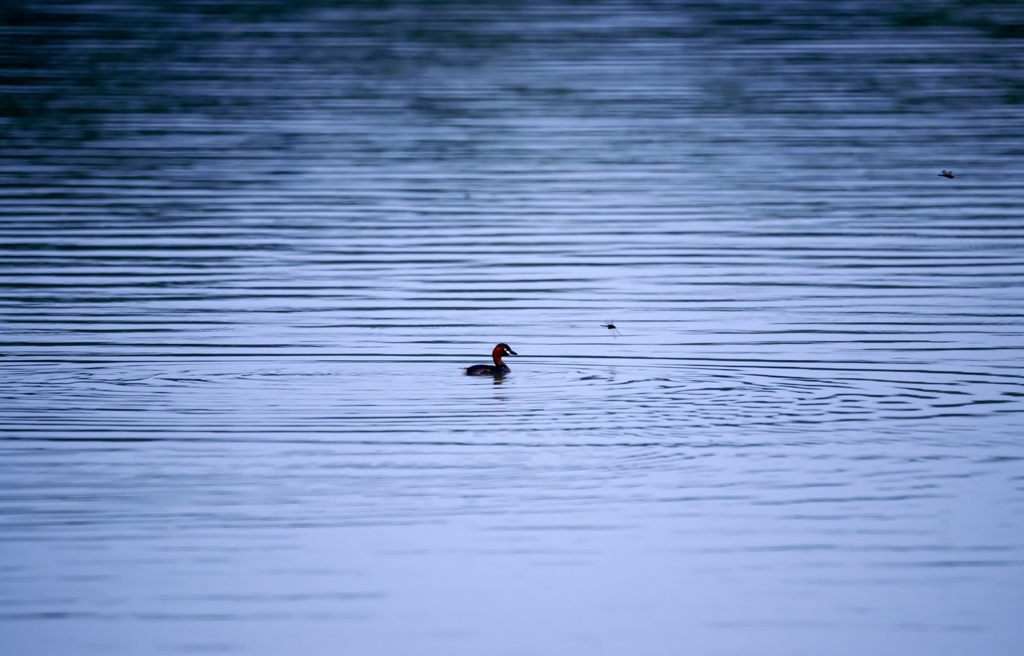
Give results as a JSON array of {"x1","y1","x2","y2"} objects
[{"x1": 2, "y1": 1, "x2": 1024, "y2": 654}]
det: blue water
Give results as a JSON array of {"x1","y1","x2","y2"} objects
[{"x1": 2, "y1": 1, "x2": 1024, "y2": 654}]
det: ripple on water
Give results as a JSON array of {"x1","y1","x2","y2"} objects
[{"x1": 1, "y1": 356, "x2": 1021, "y2": 445}]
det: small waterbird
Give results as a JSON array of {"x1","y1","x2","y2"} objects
[
  {"x1": 465, "y1": 343, "x2": 518, "y2": 376},
  {"x1": 939, "y1": 170, "x2": 954, "y2": 178},
  {"x1": 601, "y1": 322, "x2": 621, "y2": 335}
]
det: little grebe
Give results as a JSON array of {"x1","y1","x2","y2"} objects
[{"x1": 465, "y1": 343, "x2": 518, "y2": 376}]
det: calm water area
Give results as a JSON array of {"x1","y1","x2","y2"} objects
[{"x1": 2, "y1": 1, "x2": 1024, "y2": 654}]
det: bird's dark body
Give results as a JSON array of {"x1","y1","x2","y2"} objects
[{"x1": 465, "y1": 363, "x2": 511, "y2": 376}]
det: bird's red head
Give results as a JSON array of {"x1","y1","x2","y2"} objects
[{"x1": 492, "y1": 343, "x2": 517, "y2": 363}]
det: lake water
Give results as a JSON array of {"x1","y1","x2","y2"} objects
[{"x1": 2, "y1": 1, "x2": 1024, "y2": 654}]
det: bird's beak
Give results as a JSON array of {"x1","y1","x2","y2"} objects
[{"x1": 506, "y1": 347, "x2": 518, "y2": 356}]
